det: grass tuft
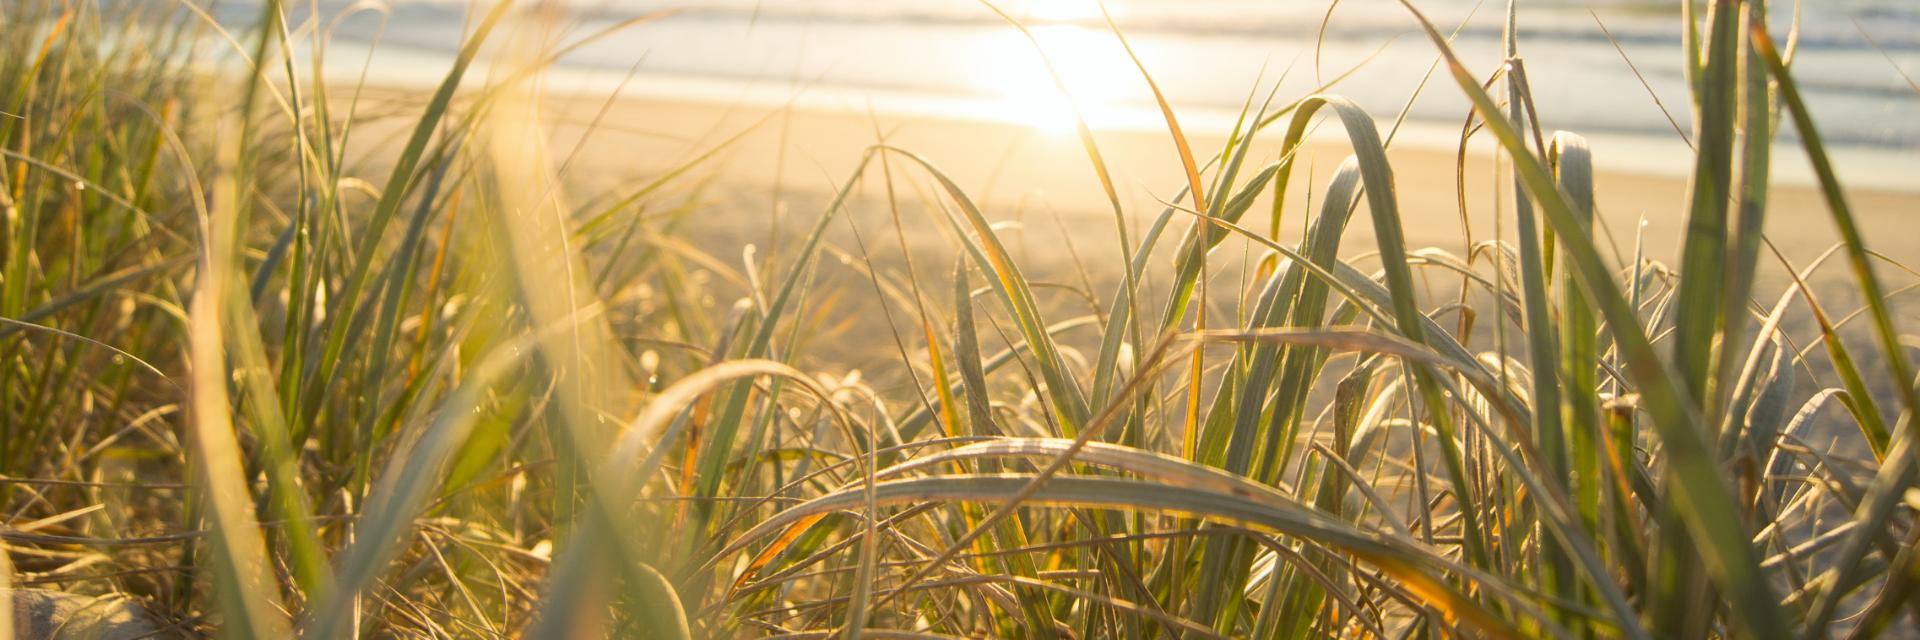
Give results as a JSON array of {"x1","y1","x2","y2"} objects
[{"x1": 1, "y1": 0, "x2": 1914, "y2": 637}]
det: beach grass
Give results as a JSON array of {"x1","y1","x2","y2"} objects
[{"x1": 2, "y1": 0, "x2": 1916, "y2": 637}]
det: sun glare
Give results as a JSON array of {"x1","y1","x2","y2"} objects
[
  {"x1": 976, "y1": 24, "x2": 1139, "y2": 135},
  {"x1": 1021, "y1": 0, "x2": 1105, "y2": 24}
]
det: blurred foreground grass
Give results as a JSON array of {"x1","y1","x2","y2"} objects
[{"x1": 2, "y1": 0, "x2": 1918, "y2": 637}]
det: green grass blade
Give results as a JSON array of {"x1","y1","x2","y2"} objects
[{"x1": 1398, "y1": 3, "x2": 1790, "y2": 637}]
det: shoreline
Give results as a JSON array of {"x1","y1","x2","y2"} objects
[
  {"x1": 317, "y1": 73, "x2": 1917, "y2": 306},
  {"x1": 537, "y1": 67, "x2": 1920, "y2": 194},
  {"x1": 322, "y1": 41, "x2": 1920, "y2": 194},
  {"x1": 485, "y1": 83, "x2": 1919, "y2": 272}
]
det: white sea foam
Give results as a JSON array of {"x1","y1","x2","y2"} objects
[{"x1": 198, "y1": 0, "x2": 1920, "y2": 184}]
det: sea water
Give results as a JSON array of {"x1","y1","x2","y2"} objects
[{"x1": 204, "y1": 0, "x2": 1919, "y2": 183}]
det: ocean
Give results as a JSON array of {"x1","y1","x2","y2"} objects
[{"x1": 208, "y1": 0, "x2": 1920, "y2": 179}]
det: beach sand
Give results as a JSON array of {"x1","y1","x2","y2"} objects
[
  {"x1": 340, "y1": 86, "x2": 1919, "y2": 386},
  {"x1": 513, "y1": 91, "x2": 1918, "y2": 273}
]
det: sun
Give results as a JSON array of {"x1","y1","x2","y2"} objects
[
  {"x1": 1021, "y1": 0, "x2": 1105, "y2": 24},
  {"x1": 972, "y1": 23, "x2": 1140, "y2": 135}
]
